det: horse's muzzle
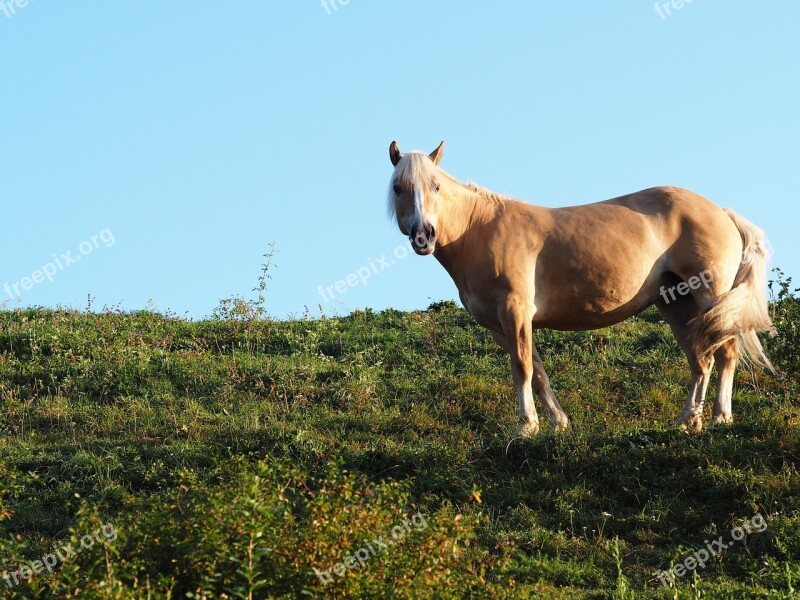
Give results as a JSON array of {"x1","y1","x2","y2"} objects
[{"x1": 410, "y1": 224, "x2": 436, "y2": 255}]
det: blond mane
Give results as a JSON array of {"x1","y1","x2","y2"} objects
[{"x1": 465, "y1": 182, "x2": 508, "y2": 206}]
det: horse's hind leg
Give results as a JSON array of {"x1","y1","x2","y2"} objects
[
  {"x1": 656, "y1": 294, "x2": 714, "y2": 432},
  {"x1": 710, "y1": 338, "x2": 738, "y2": 425}
]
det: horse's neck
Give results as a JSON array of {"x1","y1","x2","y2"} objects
[{"x1": 434, "y1": 186, "x2": 500, "y2": 276}]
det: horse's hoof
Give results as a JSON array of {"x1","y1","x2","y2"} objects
[
  {"x1": 553, "y1": 419, "x2": 569, "y2": 433},
  {"x1": 515, "y1": 420, "x2": 540, "y2": 438},
  {"x1": 676, "y1": 415, "x2": 703, "y2": 433},
  {"x1": 707, "y1": 415, "x2": 733, "y2": 431}
]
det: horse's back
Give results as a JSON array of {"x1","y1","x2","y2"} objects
[
  {"x1": 522, "y1": 186, "x2": 742, "y2": 329},
  {"x1": 543, "y1": 185, "x2": 740, "y2": 256},
  {"x1": 555, "y1": 185, "x2": 724, "y2": 225}
]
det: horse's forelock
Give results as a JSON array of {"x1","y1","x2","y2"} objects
[
  {"x1": 395, "y1": 152, "x2": 438, "y2": 187},
  {"x1": 387, "y1": 152, "x2": 438, "y2": 218}
]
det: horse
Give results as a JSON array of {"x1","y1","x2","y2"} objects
[{"x1": 387, "y1": 140, "x2": 775, "y2": 437}]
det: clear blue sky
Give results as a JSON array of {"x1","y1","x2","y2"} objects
[{"x1": 2, "y1": 2, "x2": 798, "y2": 319}]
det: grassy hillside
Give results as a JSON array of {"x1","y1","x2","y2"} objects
[{"x1": 0, "y1": 278, "x2": 798, "y2": 598}]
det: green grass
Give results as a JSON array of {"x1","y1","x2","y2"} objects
[{"x1": 0, "y1": 289, "x2": 798, "y2": 598}]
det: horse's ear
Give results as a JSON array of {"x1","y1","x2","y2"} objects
[
  {"x1": 429, "y1": 141, "x2": 445, "y2": 165},
  {"x1": 389, "y1": 141, "x2": 402, "y2": 166}
]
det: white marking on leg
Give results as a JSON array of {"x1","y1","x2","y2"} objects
[
  {"x1": 517, "y1": 379, "x2": 537, "y2": 423},
  {"x1": 515, "y1": 379, "x2": 540, "y2": 437},
  {"x1": 712, "y1": 369, "x2": 734, "y2": 424}
]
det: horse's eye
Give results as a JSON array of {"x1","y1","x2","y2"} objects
[
  {"x1": 393, "y1": 184, "x2": 402, "y2": 195},
  {"x1": 434, "y1": 184, "x2": 441, "y2": 193}
]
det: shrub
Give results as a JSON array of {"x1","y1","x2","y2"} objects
[
  {"x1": 19, "y1": 460, "x2": 512, "y2": 598},
  {"x1": 766, "y1": 268, "x2": 800, "y2": 378}
]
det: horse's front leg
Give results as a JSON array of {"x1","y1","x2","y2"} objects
[{"x1": 494, "y1": 300, "x2": 540, "y2": 437}]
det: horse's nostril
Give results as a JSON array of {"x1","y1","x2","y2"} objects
[{"x1": 429, "y1": 226, "x2": 436, "y2": 239}]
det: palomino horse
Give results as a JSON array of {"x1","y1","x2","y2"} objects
[{"x1": 387, "y1": 141, "x2": 775, "y2": 437}]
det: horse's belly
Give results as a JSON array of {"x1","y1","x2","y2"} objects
[{"x1": 532, "y1": 279, "x2": 654, "y2": 330}]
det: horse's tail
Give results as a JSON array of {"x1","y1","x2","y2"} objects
[{"x1": 691, "y1": 209, "x2": 776, "y2": 371}]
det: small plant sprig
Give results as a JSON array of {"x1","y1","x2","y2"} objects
[
  {"x1": 253, "y1": 241, "x2": 278, "y2": 320},
  {"x1": 211, "y1": 242, "x2": 278, "y2": 354}
]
